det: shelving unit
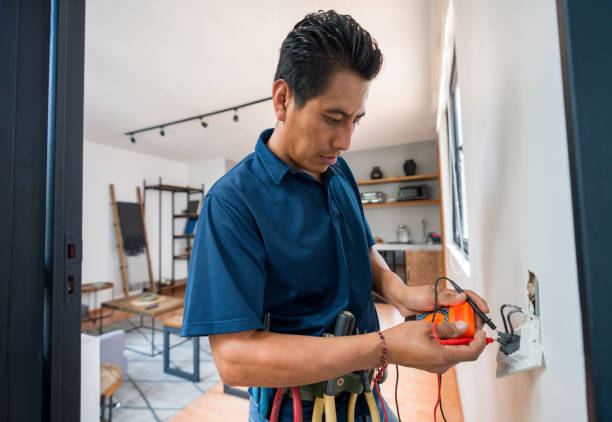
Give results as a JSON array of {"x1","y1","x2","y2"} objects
[
  {"x1": 363, "y1": 199, "x2": 439, "y2": 209},
  {"x1": 358, "y1": 173, "x2": 440, "y2": 209},
  {"x1": 143, "y1": 177, "x2": 204, "y2": 293},
  {"x1": 356, "y1": 157, "x2": 447, "y2": 282},
  {"x1": 356, "y1": 173, "x2": 439, "y2": 186}
]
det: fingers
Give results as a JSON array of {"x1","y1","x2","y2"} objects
[
  {"x1": 464, "y1": 290, "x2": 490, "y2": 328},
  {"x1": 442, "y1": 329, "x2": 487, "y2": 362},
  {"x1": 464, "y1": 290, "x2": 490, "y2": 313},
  {"x1": 434, "y1": 321, "x2": 468, "y2": 339},
  {"x1": 437, "y1": 289, "x2": 466, "y2": 307}
]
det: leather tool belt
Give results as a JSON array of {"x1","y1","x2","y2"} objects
[{"x1": 284, "y1": 367, "x2": 386, "y2": 402}]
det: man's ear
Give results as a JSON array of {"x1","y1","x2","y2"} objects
[{"x1": 272, "y1": 79, "x2": 292, "y2": 122}]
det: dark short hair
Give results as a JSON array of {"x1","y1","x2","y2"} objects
[{"x1": 274, "y1": 10, "x2": 383, "y2": 109}]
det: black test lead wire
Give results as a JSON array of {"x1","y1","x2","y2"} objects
[{"x1": 433, "y1": 277, "x2": 448, "y2": 422}]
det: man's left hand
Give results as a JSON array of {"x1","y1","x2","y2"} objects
[{"x1": 396, "y1": 285, "x2": 490, "y2": 328}]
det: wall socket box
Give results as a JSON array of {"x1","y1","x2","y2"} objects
[
  {"x1": 496, "y1": 313, "x2": 542, "y2": 378},
  {"x1": 496, "y1": 270, "x2": 543, "y2": 378}
]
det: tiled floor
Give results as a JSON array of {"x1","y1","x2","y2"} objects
[{"x1": 92, "y1": 315, "x2": 220, "y2": 421}]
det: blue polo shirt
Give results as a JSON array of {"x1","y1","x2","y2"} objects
[{"x1": 181, "y1": 128, "x2": 381, "y2": 420}]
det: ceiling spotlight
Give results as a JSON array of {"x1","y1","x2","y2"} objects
[
  {"x1": 160, "y1": 127, "x2": 165, "y2": 137},
  {"x1": 200, "y1": 118, "x2": 208, "y2": 128},
  {"x1": 130, "y1": 135, "x2": 136, "y2": 144},
  {"x1": 233, "y1": 109, "x2": 239, "y2": 122}
]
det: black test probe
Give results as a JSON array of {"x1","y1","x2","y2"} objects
[{"x1": 446, "y1": 278, "x2": 497, "y2": 330}]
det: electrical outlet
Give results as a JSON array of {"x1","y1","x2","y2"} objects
[{"x1": 496, "y1": 313, "x2": 543, "y2": 378}]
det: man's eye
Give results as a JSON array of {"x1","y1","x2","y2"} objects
[{"x1": 326, "y1": 116, "x2": 341, "y2": 124}]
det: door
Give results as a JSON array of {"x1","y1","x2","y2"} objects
[
  {"x1": 557, "y1": 1, "x2": 612, "y2": 420},
  {"x1": 0, "y1": 0, "x2": 85, "y2": 420}
]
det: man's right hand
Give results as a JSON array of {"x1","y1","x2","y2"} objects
[{"x1": 383, "y1": 320, "x2": 488, "y2": 374}]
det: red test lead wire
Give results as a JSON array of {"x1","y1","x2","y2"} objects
[
  {"x1": 431, "y1": 323, "x2": 495, "y2": 422},
  {"x1": 374, "y1": 379, "x2": 389, "y2": 422}
]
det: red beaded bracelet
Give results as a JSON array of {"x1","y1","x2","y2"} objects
[
  {"x1": 377, "y1": 330, "x2": 388, "y2": 367},
  {"x1": 376, "y1": 331, "x2": 388, "y2": 383}
]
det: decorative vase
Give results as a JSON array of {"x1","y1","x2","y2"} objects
[
  {"x1": 403, "y1": 159, "x2": 417, "y2": 176},
  {"x1": 370, "y1": 166, "x2": 383, "y2": 179}
]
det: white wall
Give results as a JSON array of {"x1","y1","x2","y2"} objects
[
  {"x1": 436, "y1": 1, "x2": 587, "y2": 421},
  {"x1": 82, "y1": 141, "x2": 189, "y2": 304},
  {"x1": 342, "y1": 141, "x2": 441, "y2": 243},
  {"x1": 187, "y1": 158, "x2": 234, "y2": 192}
]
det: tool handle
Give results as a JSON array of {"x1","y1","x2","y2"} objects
[
  {"x1": 325, "y1": 311, "x2": 355, "y2": 397},
  {"x1": 269, "y1": 388, "x2": 284, "y2": 422},
  {"x1": 333, "y1": 311, "x2": 355, "y2": 337},
  {"x1": 291, "y1": 387, "x2": 303, "y2": 422}
]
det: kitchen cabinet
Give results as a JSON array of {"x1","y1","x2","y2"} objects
[{"x1": 404, "y1": 250, "x2": 443, "y2": 286}]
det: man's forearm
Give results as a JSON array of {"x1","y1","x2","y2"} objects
[
  {"x1": 210, "y1": 330, "x2": 382, "y2": 387},
  {"x1": 370, "y1": 247, "x2": 411, "y2": 315}
]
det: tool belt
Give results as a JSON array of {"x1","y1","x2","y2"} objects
[
  {"x1": 286, "y1": 372, "x2": 364, "y2": 402},
  {"x1": 282, "y1": 366, "x2": 386, "y2": 402}
]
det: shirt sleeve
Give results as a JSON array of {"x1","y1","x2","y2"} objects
[
  {"x1": 337, "y1": 157, "x2": 376, "y2": 247},
  {"x1": 180, "y1": 193, "x2": 266, "y2": 337}
]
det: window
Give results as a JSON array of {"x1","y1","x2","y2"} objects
[{"x1": 446, "y1": 49, "x2": 469, "y2": 257}]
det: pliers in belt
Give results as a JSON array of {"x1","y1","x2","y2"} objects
[
  {"x1": 347, "y1": 369, "x2": 380, "y2": 422},
  {"x1": 314, "y1": 311, "x2": 356, "y2": 422},
  {"x1": 270, "y1": 386, "x2": 303, "y2": 422}
]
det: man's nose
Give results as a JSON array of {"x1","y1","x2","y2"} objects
[{"x1": 331, "y1": 121, "x2": 353, "y2": 151}]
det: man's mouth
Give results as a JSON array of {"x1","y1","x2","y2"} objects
[{"x1": 320, "y1": 155, "x2": 339, "y2": 165}]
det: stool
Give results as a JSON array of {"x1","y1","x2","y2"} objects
[
  {"x1": 100, "y1": 363, "x2": 122, "y2": 421},
  {"x1": 163, "y1": 316, "x2": 200, "y2": 382}
]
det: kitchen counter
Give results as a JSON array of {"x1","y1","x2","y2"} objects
[{"x1": 373, "y1": 243, "x2": 442, "y2": 251}]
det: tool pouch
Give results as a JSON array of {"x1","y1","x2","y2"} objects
[{"x1": 288, "y1": 372, "x2": 364, "y2": 401}]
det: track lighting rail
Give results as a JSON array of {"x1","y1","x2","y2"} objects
[{"x1": 125, "y1": 96, "x2": 272, "y2": 141}]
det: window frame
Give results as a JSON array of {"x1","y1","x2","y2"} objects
[{"x1": 446, "y1": 48, "x2": 469, "y2": 258}]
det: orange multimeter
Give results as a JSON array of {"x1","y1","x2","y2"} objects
[{"x1": 416, "y1": 302, "x2": 476, "y2": 343}]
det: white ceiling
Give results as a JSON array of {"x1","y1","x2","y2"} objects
[{"x1": 84, "y1": 0, "x2": 437, "y2": 163}]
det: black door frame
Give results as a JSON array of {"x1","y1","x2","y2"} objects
[
  {"x1": 1, "y1": 0, "x2": 85, "y2": 421},
  {"x1": 557, "y1": 1, "x2": 612, "y2": 421}
]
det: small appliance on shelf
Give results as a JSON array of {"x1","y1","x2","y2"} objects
[
  {"x1": 397, "y1": 184, "x2": 429, "y2": 201},
  {"x1": 397, "y1": 224, "x2": 412, "y2": 243},
  {"x1": 360, "y1": 191, "x2": 385, "y2": 204}
]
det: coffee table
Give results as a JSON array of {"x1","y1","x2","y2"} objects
[{"x1": 99, "y1": 294, "x2": 184, "y2": 356}]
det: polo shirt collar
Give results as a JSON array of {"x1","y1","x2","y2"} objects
[
  {"x1": 256, "y1": 128, "x2": 292, "y2": 185},
  {"x1": 255, "y1": 128, "x2": 341, "y2": 185}
]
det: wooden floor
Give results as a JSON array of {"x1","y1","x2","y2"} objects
[{"x1": 82, "y1": 293, "x2": 463, "y2": 421}]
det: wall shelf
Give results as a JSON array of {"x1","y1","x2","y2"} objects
[
  {"x1": 357, "y1": 173, "x2": 439, "y2": 186},
  {"x1": 363, "y1": 199, "x2": 440, "y2": 209}
]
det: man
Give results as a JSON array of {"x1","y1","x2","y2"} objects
[{"x1": 181, "y1": 10, "x2": 489, "y2": 421}]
